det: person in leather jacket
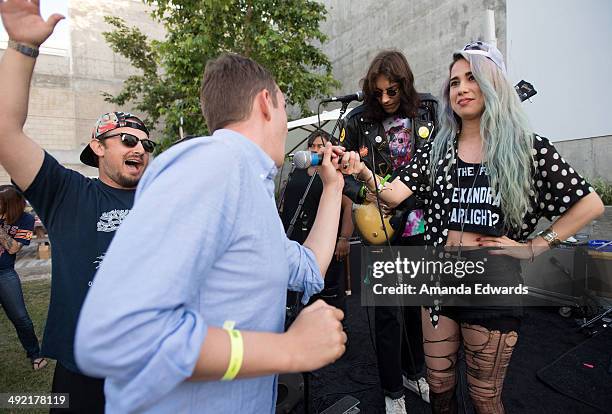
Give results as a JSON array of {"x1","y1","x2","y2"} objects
[{"x1": 339, "y1": 49, "x2": 438, "y2": 413}]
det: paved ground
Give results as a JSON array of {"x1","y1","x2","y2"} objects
[
  {"x1": 11, "y1": 208, "x2": 611, "y2": 413},
  {"x1": 15, "y1": 243, "x2": 51, "y2": 281}
]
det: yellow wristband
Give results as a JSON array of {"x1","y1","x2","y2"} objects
[{"x1": 221, "y1": 321, "x2": 243, "y2": 381}]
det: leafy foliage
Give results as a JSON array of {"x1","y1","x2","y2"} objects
[
  {"x1": 102, "y1": 0, "x2": 339, "y2": 152},
  {"x1": 590, "y1": 178, "x2": 612, "y2": 205}
]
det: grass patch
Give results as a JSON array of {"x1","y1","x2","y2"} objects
[
  {"x1": 0, "y1": 278, "x2": 53, "y2": 414},
  {"x1": 591, "y1": 178, "x2": 612, "y2": 206}
]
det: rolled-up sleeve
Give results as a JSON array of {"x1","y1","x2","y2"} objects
[
  {"x1": 285, "y1": 238, "x2": 324, "y2": 304},
  {"x1": 75, "y1": 142, "x2": 239, "y2": 412}
]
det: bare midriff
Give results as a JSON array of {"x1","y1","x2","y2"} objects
[{"x1": 445, "y1": 229, "x2": 482, "y2": 247}]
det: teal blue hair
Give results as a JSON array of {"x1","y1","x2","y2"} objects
[{"x1": 429, "y1": 52, "x2": 534, "y2": 231}]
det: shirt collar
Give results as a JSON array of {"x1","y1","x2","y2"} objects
[{"x1": 213, "y1": 129, "x2": 278, "y2": 181}]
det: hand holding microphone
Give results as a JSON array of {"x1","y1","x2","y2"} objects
[
  {"x1": 318, "y1": 142, "x2": 344, "y2": 193},
  {"x1": 292, "y1": 147, "x2": 364, "y2": 175},
  {"x1": 292, "y1": 145, "x2": 345, "y2": 169}
]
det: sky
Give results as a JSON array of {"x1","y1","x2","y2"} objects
[
  {"x1": 0, "y1": 0, "x2": 70, "y2": 53},
  {"x1": 507, "y1": 0, "x2": 612, "y2": 141}
]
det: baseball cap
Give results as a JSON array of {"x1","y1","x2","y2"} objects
[
  {"x1": 80, "y1": 111, "x2": 149, "y2": 167},
  {"x1": 457, "y1": 41, "x2": 507, "y2": 74}
]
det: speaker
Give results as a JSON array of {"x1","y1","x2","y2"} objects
[
  {"x1": 522, "y1": 246, "x2": 586, "y2": 306},
  {"x1": 585, "y1": 249, "x2": 612, "y2": 299},
  {"x1": 276, "y1": 373, "x2": 304, "y2": 414}
]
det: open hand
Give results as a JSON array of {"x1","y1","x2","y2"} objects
[
  {"x1": 0, "y1": 0, "x2": 64, "y2": 47},
  {"x1": 478, "y1": 235, "x2": 533, "y2": 260}
]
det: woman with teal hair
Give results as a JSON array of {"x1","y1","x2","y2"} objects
[{"x1": 342, "y1": 41, "x2": 604, "y2": 413}]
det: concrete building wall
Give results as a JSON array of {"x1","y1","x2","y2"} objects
[
  {"x1": 318, "y1": 0, "x2": 611, "y2": 182},
  {"x1": 554, "y1": 135, "x2": 612, "y2": 182},
  {"x1": 318, "y1": 0, "x2": 506, "y2": 101},
  {"x1": 1, "y1": 0, "x2": 609, "y2": 184},
  {"x1": 0, "y1": 0, "x2": 164, "y2": 183}
]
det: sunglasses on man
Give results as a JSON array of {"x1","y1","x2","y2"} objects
[
  {"x1": 100, "y1": 133, "x2": 156, "y2": 153},
  {"x1": 373, "y1": 86, "x2": 399, "y2": 99}
]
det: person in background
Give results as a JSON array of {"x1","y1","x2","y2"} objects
[
  {"x1": 280, "y1": 129, "x2": 354, "y2": 311},
  {"x1": 341, "y1": 50, "x2": 436, "y2": 412},
  {"x1": 0, "y1": 184, "x2": 46, "y2": 371},
  {"x1": 0, "y1": 1, "x2": 154, "y2": 411}
]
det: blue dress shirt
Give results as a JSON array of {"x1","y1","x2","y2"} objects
[{"x1": 75, "y1": 129, "x2": 324, "y2": 413}]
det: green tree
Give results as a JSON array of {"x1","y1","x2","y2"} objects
[{"x1": 102, "y1": 0, "x2": 339, "y2": 151}]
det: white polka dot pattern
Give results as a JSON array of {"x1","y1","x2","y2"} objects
[{"x1": 397, "y1": 135, "x2": 593, "y2": 327}]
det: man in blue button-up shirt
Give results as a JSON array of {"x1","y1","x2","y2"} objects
[{"x1": 75, "y1": 53, "x2": 356, "y2": 413}]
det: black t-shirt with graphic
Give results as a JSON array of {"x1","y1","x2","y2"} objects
[
  {"x1": 447, "y1": 159, "x2": 504, "y2": 236},
  {"x1": 16, "y1": 152, "x2": 135, "y2": 373},
  {"x1": 382, "y1": 115, "x2": 425, "y2": 237}
]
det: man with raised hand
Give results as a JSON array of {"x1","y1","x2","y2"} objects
[{"x1": 0, "y1": 1, "x2": 154, "y2": 412}]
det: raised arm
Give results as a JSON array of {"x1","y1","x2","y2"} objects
[
  {"x1": 0, "y1": 0, "x2": 64, "y2": 190},
  {"x1": 302, "y1": 142, "x2": 344, "y2": 276}
]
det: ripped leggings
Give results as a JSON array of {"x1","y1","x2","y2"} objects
[{"x1": 421, "y1": 308, "x2": 519, "y2": 414}]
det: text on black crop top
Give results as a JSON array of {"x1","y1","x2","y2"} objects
[{"x1": 447, "y1": 158, "x2": 505, "y2": 236}]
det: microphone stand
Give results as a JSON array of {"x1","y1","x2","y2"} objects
[
  {"x1": 328, "y1": 101, "x2": 350, "y2": 145},
  {"x1": 283, "y1": 167, "x2": 319, "y2": 414},
  {"x1": 276, "y1": 164, "x2": 295, "y2": 212},
  {"x1": 286, "y1": 170, "x2": 318, "y2": 240},
  {"x1": 281, "y1": 99, "x2": 349, "y2": 414},
  {"x1": 278, "y1": 99, "x2": 347, "y2": 212},
  {"x1": 284, "y1": 98, "x2": 350, "y2": 161}
]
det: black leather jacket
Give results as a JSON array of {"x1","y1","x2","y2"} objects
[{"x1": 341, "y1": 93, "x2": 439, "y2": 203}]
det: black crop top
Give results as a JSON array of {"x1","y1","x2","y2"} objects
[{"x1": 447, "y1": 158, "x2": 504, "y2": 236}]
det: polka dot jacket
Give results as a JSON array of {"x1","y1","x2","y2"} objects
[{"x1": 398, "y1": 134, "x2": 594, "y2": 327}]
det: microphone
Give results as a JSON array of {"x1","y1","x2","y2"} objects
[
  {"x1": 321, "y1": 91, "x2": 364, "y2": 103},
  {"x1": 292, "y1": 151, "x2": 322, "y2": 169}
]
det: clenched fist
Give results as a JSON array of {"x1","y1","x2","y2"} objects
[{"x1": 283, "y1": 299, "x2": 347, "y2": 372}]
